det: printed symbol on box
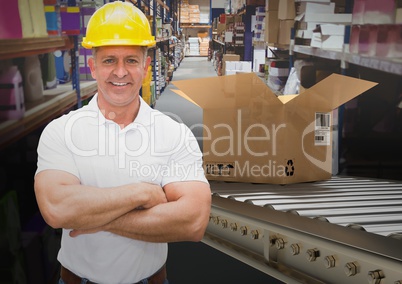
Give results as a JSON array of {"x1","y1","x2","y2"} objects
[
  {"x1": 206, "y1": 163, "x2": 234, "y2": 176},
  {"x1": 285, "y1": 159, "x2": 294, "y2": 176},
  {"x1": 315, "y1": 112, "x2": 331, "y2": 146}
]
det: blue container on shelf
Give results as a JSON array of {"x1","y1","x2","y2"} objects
[
  {"x1": 54, "y1": 50, "x2": 71, "y2": 84},
  {"x1": 45, "y1": 5, "x2": 60, "y2": 36}
]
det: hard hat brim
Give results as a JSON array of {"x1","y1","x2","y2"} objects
[{"x1": 82, "y1": 37, "x2": 156, "y2": 49}]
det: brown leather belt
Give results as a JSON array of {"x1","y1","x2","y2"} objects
[{"x1": 60, "y1": 264, "x2": 167, "y2": 284}]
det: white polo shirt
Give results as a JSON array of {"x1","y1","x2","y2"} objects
[{"x1": 36, "y1": 94, "x2": 208, "y2": 283}]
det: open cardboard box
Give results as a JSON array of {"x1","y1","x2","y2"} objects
[{"x1": 172, "y1": 73, "x2": 377, "y2": 184}]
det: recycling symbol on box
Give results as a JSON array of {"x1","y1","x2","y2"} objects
[{"x1": 285, "y1": 159, "x2": 295, "y2": 176}]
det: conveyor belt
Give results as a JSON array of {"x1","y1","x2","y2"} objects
[{"x1": 203, "y1": 176, "x2": 402, "y2": 284}]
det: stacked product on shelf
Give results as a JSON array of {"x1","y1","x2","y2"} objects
[
  {"x1": 44, "y1": 0, "x2": 87, "y2": 81},
  {"x1": 234, "y1": 21, "x2": 245, "y2": 46},
  {"x1": 188, "y1": 4, "x2": 201, "y2": 24},
  {"x1": 296, "y1": 0, "x2": 350, "y2": 50},
  {"x1": 0, "y1": 0, "x2": 47, "y2": 39},
  {"x1": 266, "y1": 59, "x2": 289, "y2": 95},
  {"x1": 54, "y1": 50, "x2": 71, "y2": 84},
  {"x1": 294, "y1": 0, "x2": 336, "y2": 46},
  {"x1": 142, "y1": 66, "x2": 155, "y2": 107},
  {"x1": 151, "y1": 49, "x2": 161, "y2": 99},
  {"x1": 350, "y1": 0, "x2": 402, "y2": 57},
  {"x1": 187, "y1": 37, "x2": 200, "y2": 56},
  {"x1": 229, "y1": 0, "x2": 265, "y2": 13},
  {"x1": 171, "y1": 36, "x2": 183, "y2": 69},
  {"x1": 78, "y1": 2, "x2": 96, "y2": 80},
  {"x1": 253, "y1": 6, "x2": 266, "y2": 72},
  {"x1": 264, "y1": 0, "x2": 295, "y2": 45},
  {"x1": 199, "y1": 36, "x2": 209, "y2": 56},
  {"x1": 160, "y1": 53, "x2": 167, "y2": 92},
  {"x1": 180, "y1": 1, "x2": 190, "y2": 24},
  {"x1": 265, "y1": 0, "x2": 280, "y2": 44},
  {"x1": 253, "y1": 6, "x2": 265, "y2": 43},
  {"x1": 155, "y1": 17, "x2": 163, "y2": 38},
  {"x1": 199, "y1": 9, "x2": 209, "y2": 24},
  {"x1": 225, "y1": 60, "x2": 252, "y2": 75}
]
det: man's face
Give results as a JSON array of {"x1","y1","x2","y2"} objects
[{"x1": 88, "y1": 45, "x2": 150, "y2": 108}]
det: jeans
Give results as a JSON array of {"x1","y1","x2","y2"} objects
[{"x1": 58, "y1": 277, "x2": 169, "y2": 284}]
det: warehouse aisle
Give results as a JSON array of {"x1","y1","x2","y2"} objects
[
  {"x1": 157, "y1": 57, "x2": 284, "y2": 284},
  {"x1": 155, "y1": 56, "x2": 216, "y2": 148},
  {"x1": 155, "y1": 56, "x2": 215, "y2": 120}
]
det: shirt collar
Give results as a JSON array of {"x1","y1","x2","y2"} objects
[{"x1": 86, "y1": 93, "x2": 154, "y2": 127}]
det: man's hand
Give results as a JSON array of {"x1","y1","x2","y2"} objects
[{"x1": 139, "y1": 182, "x2": 167, "y2": 209}]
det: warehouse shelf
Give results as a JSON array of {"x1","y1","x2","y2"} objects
[
  {"x1": 180, "y1": 24, "x2": 212, "y2": 28},
  {"x1": 213, "y1": 39, "x2": 225, "y2": 45},
  {"x1": 156, "y1": 0, "x2": 169, "y2": 11},
  {"x1": 293, "y1": 45, "x2": 343, "y2": 61},
  {"x1": 293, "y1": 45, "x2": 402, "y2": 76},
  {"x1": 0, "y1": 81, "x2": 97, "y2": 150},
  {"x1": 156, "y1": 37, "x2": 170, "y2": 43},
  {"x1": 0, "y1": 36, "x2": 73, "y2": 60},
  {"x1": 0, "y1": 33, "x2": 98, "y2": 150},
  {"x1": 343, "y1": 52, "x2": 402, "y2": 76}
]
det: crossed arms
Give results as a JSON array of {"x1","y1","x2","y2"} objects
[{"x1": 34, "y1": 169, "x2": 211, "y2": 243}]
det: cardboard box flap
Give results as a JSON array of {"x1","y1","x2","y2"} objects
[
  {"x1": 277, "y1": 94, "x2": 298, "y2": 104},
  {"x1": 288, "y1": 73, "x2": 377, "y2": 110},
  {"x1": 172, "y1": 73, "x2": 283, "y2": 109},
  {"x1": 171, "y1": 89, "x2": 201, "y2": 107}
]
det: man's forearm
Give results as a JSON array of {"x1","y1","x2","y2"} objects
[
  {"x1": 105, "y1": 193, "x2": 210, "y2": 243},
  {"x1": 35, "y1": 171, "x2": 167, "y2": 230}
]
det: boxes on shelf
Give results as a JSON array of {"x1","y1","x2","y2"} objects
[
  {"x1": 187, "y1": 37, "x2": 200, "y2": 56},
  {"x1": 60, "y1": 6, "x2": 80, "y2": 35},
  {"x1": 296, "y1": 1, "x2": 335, "y2": 15},
  {"x1": 180, "y1": 6, "x2": 190, "y2": 23},
  {"x1": 79, "y1": 48, "x2": 93, "y2": 81},
  {"x1": 172, "y1": 73, "x2": 377, "y2": 184},
  {"x1": 310, "y1": 24, "x2": 346, "y2": 49},
  {"x1": 225, "y1": 61, "x2": 252, "y2": 75},
  {"x1": 253, "y1": 6, "x2": 265, "y2": 43},
  {"x1": 266, "y1": 0, "x2": 279, "y2": 11},
  {"x1": 44, "y1": 5, "x2": 59, "y2": 36},
  {"x1": 222, "y1": 54, "x2": 240, "y2": 75},
  {"x1": 303, "y1": 13, "x2": 352, "y2": 23},
  {"x1": 294, "y1": 0, "x2": 351, "y2": 46},
  {"x1": 266, "y1": 59, "x2": 289, "y2": 93},
  {"x1": 80, "y1": 5, "x2": 96, "y2": 35},
  {"x1": 199, "y1": 38, "x2": 209, "y2": 56},
  {"x1": 278, "y1": 20, "x2": 294, "y2": 45},
  {"x1": 278, "y1": 0, "x2": 295, "y2": 20},
  {"x1": 265, "y1": 10, "x2": 279, "y2": 44}
]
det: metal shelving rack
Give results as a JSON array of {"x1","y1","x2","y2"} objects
[
  {"x1": 0, "y1": 0, "x2": 102, "y2": 150},
  {"x1": 132, "y1": 0, "x2": 178, "y2": 105},
  {"x1": 0, "y1": 33, "x2": 97, "y2": 150}
]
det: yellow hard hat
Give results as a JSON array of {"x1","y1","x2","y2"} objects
[{"x1": 82, "y1": 1, "x2": 156, "y2": 48}]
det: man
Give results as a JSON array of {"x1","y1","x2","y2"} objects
[{"x1": 34, "y1": 2, "x2": 211, "y2": 284}]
